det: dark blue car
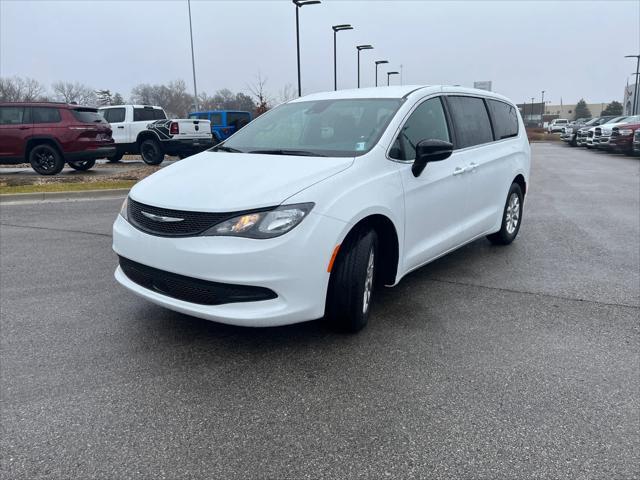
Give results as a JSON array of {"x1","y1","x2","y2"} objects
[{"x1": 188, "y1": 110, "x2": 252, "y2": 143}]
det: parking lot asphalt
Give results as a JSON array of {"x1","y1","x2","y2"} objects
[{"x1": 1, "y1": 143, "x2": 638, "y2": 479}]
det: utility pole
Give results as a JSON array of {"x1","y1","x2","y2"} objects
[
  {"x1": 187, "y1": 0, "x2": 198, "y2": 110},
  {"x1": 625, "y1": 55, "x2": 640, "y2": 114}
]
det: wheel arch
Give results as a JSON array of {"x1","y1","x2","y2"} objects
[
  {"x1": 513, "y1": 173, "x2": 527, "y2": 196},
  {"x1": 336, "y1": 213, "x2": 400, "y2": 287},
  {"x1": 136, "y1": 130, "x2": 160, "y2": 145},
  {"x1": 25, "y1": 136, "x2": 64, "y2": 159}
]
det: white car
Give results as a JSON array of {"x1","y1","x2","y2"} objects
[
  {"x1": 595, "y1": 115, "x2": 639, "y2": 149},
  {"x1": 113, "y1": 86, "x2": 530, "y2": 331},
  {"x1": 586, "y1": 116, "x2": 628, "y2": 148},
  {"x1": 99, "y1": 105, "x2": 212, "y2": 164},
  {"x1": 547, "y1": 118, "x2": 569, "y2": 133}
]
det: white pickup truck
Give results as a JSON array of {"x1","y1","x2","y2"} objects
[{"x1": 98, "y1": 105, "x2": 213, "y2": 164}]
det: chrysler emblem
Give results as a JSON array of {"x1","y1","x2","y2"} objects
[{"x1": 141, "y1": 211, "x2": 184, "y2": 223}]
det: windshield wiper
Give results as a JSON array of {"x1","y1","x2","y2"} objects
[
  {"x1": 249, "y1": 149, "x2": 325, "y2": 157},
  {"x1": 212, "y1": 145, "x2": 243, "y2": 153}
]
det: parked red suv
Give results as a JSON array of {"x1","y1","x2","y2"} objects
[
  {"x1": 0, "y1": 102, "x2": 115, "y2": 175},
  {"x1": 609, "y1": 122, "x2": 640, "y2": 155}
]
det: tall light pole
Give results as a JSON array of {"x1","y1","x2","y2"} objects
[
  {"x1": 375, "y1": 60, "x2": 388, "y2": 87},
  {"x1": 387, "y1": 71, "x2": 399, "y2": 86},
  {"x1": 332, "y1": 24, "x2": 353, "y2": 91},
  {"x1": 293, "y1": 0, "x2": 321, "y2": 98},
  {"x1": 625, "y1": 54, "x2": 640, "y2": 114},
  {"x1": 187, "y1": 0, "x2": 198, "y2": 110},
  {"x1": 541, "y1": 90, "x2": 545, "y2": 126},
  {"x1": 531, "y1": 97, "x2": 535, "y2": 125},
  {"x1": 356, "y1": 45, "x2": 373, "y2": 88}
]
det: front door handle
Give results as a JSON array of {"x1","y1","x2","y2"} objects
[
  {"x1": 466, "y1": 162, "x2": 479, "y2": 172},
  {"x1": 18, "y1": 126, "x2": 30, "y2": 130},
  {"x1": 453, "y1": 167, "x2": 465, "y2": 176},
  {"x1": 117, "y1": 126, "x2": 125, "y2": 129}
]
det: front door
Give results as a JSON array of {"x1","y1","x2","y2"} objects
[
  {"x1": 392, "y1": 96, "x2": 471, "y2": 272},
  {"x1": 0, "y1": 106, "x2": 32, "y2": 161}
]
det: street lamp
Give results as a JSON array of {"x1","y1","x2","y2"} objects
[
  {"x1": 541, "y1": 90, "x2": 545, "y2": 126},
  {"x1": 374, "y1": 60, "x2": 388, "y2": 87},
  {"x1": 531, "y1": 97, "x2": 535, "y2": 125},
  {"x1": 625, "y1": 54, "x2": 640, "y2": 114},
  {"x1": 293, "y1": 0, "x2": 321, "y2": 97},
  {"x1": 187, "y1": 0, "x2": 198, "y2": 110},
  {"x1": 356, "y1": 45, "x2": 373, "y2": 88},
  {"x1": 332, "y1": 24, "x2": 353, "y2": 91},
  {"x1": 387, "y1": 71, "x2": 399, "y2": 86}
]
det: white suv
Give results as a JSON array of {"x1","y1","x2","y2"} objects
[
  {"x1": 113, "y1": 86, "x2": 530, "y2": 332},
  {"x1": 547, "y1": 118, "x2": 568, "y2": 133}
]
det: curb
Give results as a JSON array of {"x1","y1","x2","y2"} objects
[{"x1": 0, "y1": 188, "x2": 130, "y2": 204}]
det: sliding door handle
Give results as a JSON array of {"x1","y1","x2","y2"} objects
[{"x1": 453, "y1": 167, "x2": 465, "y2": 176}]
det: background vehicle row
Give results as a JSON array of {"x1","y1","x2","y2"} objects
[{"x1": 560, "y1": 114, "x2": 640, "y2": 155}]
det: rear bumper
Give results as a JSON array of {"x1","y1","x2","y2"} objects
[
  {"x1": 162, "y1": 138, "x2": 213, "y2": 154},
  {"x1": 66, "y1": 146, "x2": 116, "y2": 162}
]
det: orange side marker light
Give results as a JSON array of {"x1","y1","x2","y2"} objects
[{"x1": 327, "y1": 244, "x2": 341, "y2": 272}]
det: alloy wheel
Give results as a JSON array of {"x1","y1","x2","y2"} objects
[
  {"x1": 505, "y1": 192, "x2": 520, "y2": 235},
  {"x1": 362, "y1": 248, "x2": 375, "y2": 314}
]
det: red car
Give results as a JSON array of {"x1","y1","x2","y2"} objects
[
  {"x1": 0, "y1": 102, "x2": 115, "y2": 175},
  {"x1": 609, "y1": 122, "x2": 640, "y2": 155}
]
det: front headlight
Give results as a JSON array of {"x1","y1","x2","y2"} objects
[
  {"x1": 203, "y1": 203, "x2": 314, "y2": 238},
  {"x1": 618, "y1": 128, "x2": 634, "y2": 136},
  {"x1": 119, "y1": 196, "x2": 129, "y2": 221}
]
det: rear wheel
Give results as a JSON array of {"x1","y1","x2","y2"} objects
[
  {"x1": 326, "y1": 229, "x2": 378, "y2": 333},
  {"x1": 68, "y1": 158, "x2": 96, "y2": 171},
  {"x1": 487, "y1": 183, "x2": 523, "y2": 245},
  {"x1": 140, "y1": 139, "x2": 164, "y2": 165},
  {"x1": 29, "y1": 144, "x2": 64, "y2": 175}
]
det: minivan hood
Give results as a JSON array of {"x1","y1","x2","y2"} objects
[{"x1": 129, "y1": 151, "x2": 354, "y2": 211}]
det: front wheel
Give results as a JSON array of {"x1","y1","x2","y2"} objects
[
  {"x1": 140, "y1": 139, "x2": 164, "y2": 165},
  {"x1": 68, "y1": 158, "x2": 96, "y2": 171},
  {"x1": 326, "y1": 229, "x2": 378, "y2": 333},
  {"x1": 29, "y1": 144, "x2": 65, "y2": 175},
  {"x1": 487, "y1": 183, "x2": 523, "y2": 245}
]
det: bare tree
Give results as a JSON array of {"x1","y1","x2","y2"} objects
[
  {"x1": 112, "y1": 92, "x2": 125, "y2": 105},
  {"x1": 52, "y1": 81, "x2": 97, "y2": 106},
  {"x1": 0, "y1": 76, "x2": 47, "y2": 102},
  {"x1": 130, "y1": 80, "x2": 194, "y2": 117},
  {"x1": 247, "y1": 73, "x2": 271, "y2": 116},
  {"x1": 278, "y1": 83, "x2": 296, "y2": 104}
]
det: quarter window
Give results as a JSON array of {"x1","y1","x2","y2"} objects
[
  {"x1": 390, "y1": 97, "x2": 450, "y2": 161},
  {"x1": 32, "y1": 107, "x2": 61, "y2": 124},
  {"x1": 0, "y1": 107, "x2": 26, "y2": 125},
  {"x1": 446, "y1": 96, "x2": 494, "y2": 149},
  {"x1": 486, "y1": 99, "x2": 519, "y2": 140},
  {"x1": 134, "y1": 108, "x2": 165, "y2": 122}
]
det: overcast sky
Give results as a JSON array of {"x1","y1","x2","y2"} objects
[{"x1": 1, "y1": 0, "x2": 639, "y2": 105}]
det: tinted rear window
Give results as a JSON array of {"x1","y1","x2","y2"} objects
[
  {"x1": 0, "y1": 106, "x2": 26, "y2": 125},
  {"x1": 210, "y1": 113, "x2": 223, "y2": 125},
  {"x1": 486, "y1": 99, "x2": 519, "y2": 140},
  {"x1": 71, "y1": 109, "x2": 105, "y2": 123},
  {"x1": 133, "y1": 108, "x2": 166, "y2": 121},
  {"x1": 33, "y1": 107, "x2": 61, "y2": 124},
  {"x1": 446, "y1": 96, "x2": 494, "y2": 148},
  {"x1": 101, "y1": 107, "x2": 125, "y2": 123},
  {"x1": 227, "y1": 112, "x2": 250, "y2": 126}
]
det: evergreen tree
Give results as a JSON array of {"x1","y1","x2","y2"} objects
[
  {"x1": 602, "y1": 101, "x2": 623, "y2": 116},
  {"x1": 574, "y1": 99, "x2": 591, "y2": 120}
]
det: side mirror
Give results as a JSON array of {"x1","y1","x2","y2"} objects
[{"x1": 412, "y1": 139, "x2": 454, "y2": 177}]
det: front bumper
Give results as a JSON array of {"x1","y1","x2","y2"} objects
[
  {"x1": 112, "y1": 211, "x2": 347, "y2": 327},
  {"x1": 608, "y1": 136, "x2": 633, "y2": 152}
]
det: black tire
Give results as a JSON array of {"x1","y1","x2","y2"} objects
[
  {"x1": 570, "y1": 135, "x2": 577, "y2": 147},
  {"x1": 487, "y1": 183, "x2": 523, "y2": 245},
  {"x1": 68, "y1": 158, "x2": 96, "y2": 171},
  {"x1": 107, "y1": 152, "x2": 123, "y2": 163},
  {"x1": 326, "y1": 229, "x2": 378, "y2": 333},
  {"x1": 29, "y1": 144, "x2": 65, "y2": 175},
  {"x1": 139, "y1": 139, "x2": 164, "y2": 165}
]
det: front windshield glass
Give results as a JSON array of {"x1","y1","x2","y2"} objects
[
  {"x1": 219, "y1": 98, "x2": 403, "y2": 157},
  {"x1": 606, "y1": 116, "x2": 627, "y2": 124}
]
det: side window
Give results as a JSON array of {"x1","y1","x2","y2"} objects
[
  {"x1": 210, "y1": 113, "x2": 223, "y2": 125},
  {"x1": 0, "y1": 107, "x2": 26, "y2": 125},
  {"x1": 390, "y1": 97, "x2": 450, "y2": 161},
  {"x1": 446, "y1": 96, "x2": 494, "y2": 148},
  {"x1": 104, "y1": 108, "x2": 126, "y2": 123},
  {"x1": 486, "y1": 100, "x2": 519, "y2": 140},
  {"x1": 133, "y1": 108, "x2": 157, "y2": 122},
  {"x1": 32, "y1": 107, "x2": 61, "y2": 124},
  {"x1": 153, "y1": 109, "x2": 167, "y2": 120}
]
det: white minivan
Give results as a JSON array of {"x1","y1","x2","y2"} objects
[{"x1": 113, "y1": 86, "x2": 530, "y2": 332}]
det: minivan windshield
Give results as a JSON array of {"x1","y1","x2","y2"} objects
[{"x1": 217, "y1": 98, "x2": 402, "y2": 157}]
